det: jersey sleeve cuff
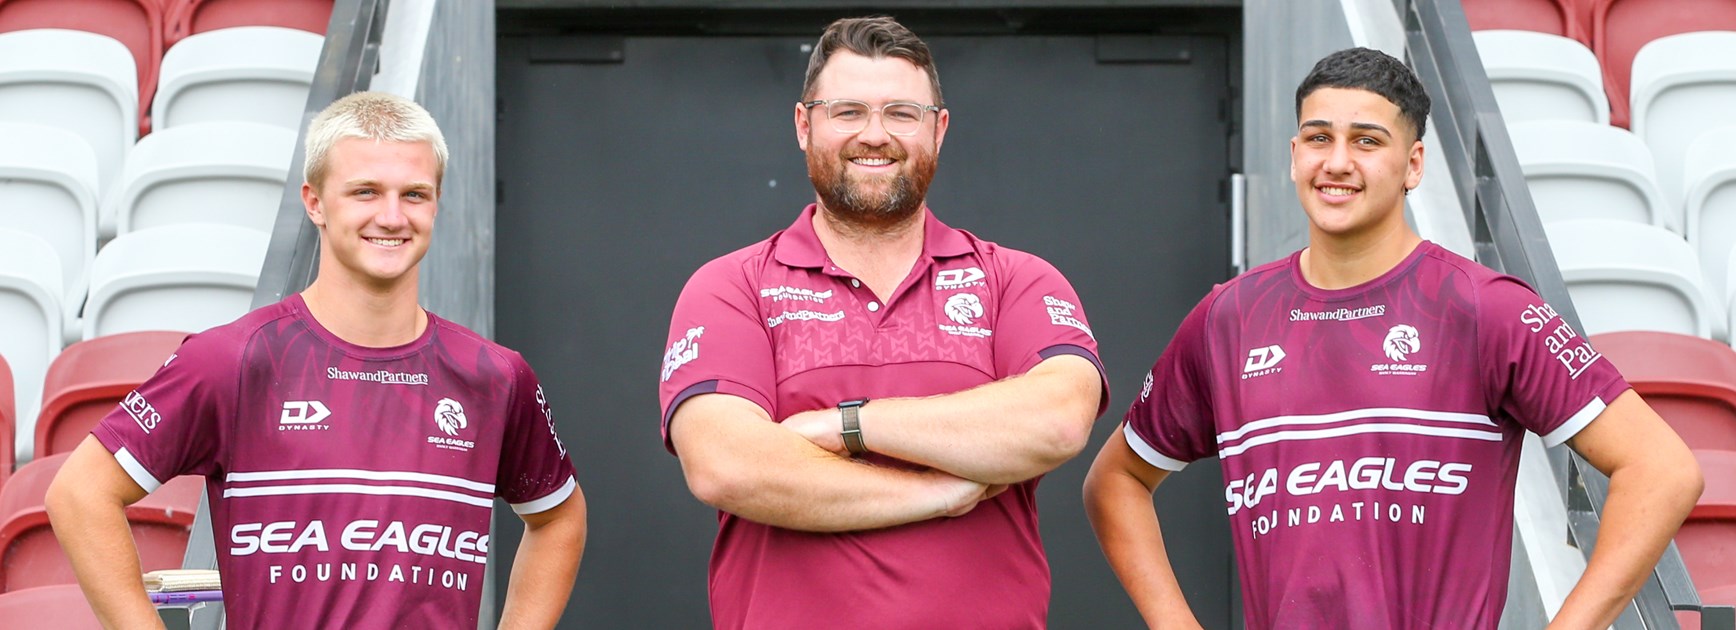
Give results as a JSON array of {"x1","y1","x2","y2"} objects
[
  {"x1": 662, "y1": 378, "x2": 775, "y2": 455},
  {"x1": 1540, "y1": 397, "x2": 1607, "y2": 448},
  {"x1": 1039, "y1": 343, "x2": 1111, "y2": 415},
  {"x1": 1123, "y1": 423, "x2": 1189, "y2": 471},
  {"x1": 510, "y1": 476, "x2": 576, "y2": 515},
  {"x1": 113, "y1": 447, "x2": 165, "y2": 493}
]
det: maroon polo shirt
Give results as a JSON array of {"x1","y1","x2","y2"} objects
[{"x1": 660, "y1": 204, "x2": 1106, "y2": 629}]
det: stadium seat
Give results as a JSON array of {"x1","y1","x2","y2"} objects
[
  {"x1": 1677, "y1": 449, "x2": 1736, "y2": 592},
  {"x1": 1461, "y1": 0, "x2": 1584, "y2": 41},
  {"x1": 1591, "y1": 0, "x2": 1736, "y2": 128},
  {"x1": 106, "y1": 121, "x2": 296, "y2": 236},
  {"x1": 0, "y1": 354, "x2": 12, "y2": 489},
  {"x1": 0, "y1": 122, "x2": 99, "y2": 335},
  {"x1": 1546, "y1": 219, "x2": 1725, "y2": 340},
  {"x1": 84, "y1": 223, "x2": 267, "y2": 340},
  {"x1": 0, "y1": 29, "x2": 138, "y2": 195},
  {"x1": 0, "y1": 584, "x2": 102, "y2": 629},
  {"x1": 151, "y1": 25, "x2": 322, "y2": 131},
  {"x1": 1509, "y1": 120, "x2": 1671, "y2": 230},
  {"x1": 0, "y1": 229, "x2": 63, "y2": 464},
  {"x1": 35, "y1": 331, "x2": 183, "y2": 460},
  {"x1": 1630, "y1": 31, "x2": 1736, "y2": 210},
  {"x1": 0, "y1": 0, "x2": 165, "y2": 138},
  {"x1": 1473, "y1": 31, "x2": 1609, "y2": 125},
  {"x1": 0, "y1": 453, "x2": 201, "y2": 592},
  {"x1": 1684, "y1": 128, "x2": 1736, "y2": 307},
  {"x1": 165, "y1": 0, "x2": 331, "y2": 44},
  {"x1": 1594, "y1": 331, "x2": 1736, "y2": 450}
]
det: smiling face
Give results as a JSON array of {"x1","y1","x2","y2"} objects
[
  {"x1": 1290, "y1": 87, "x2": 1425, "y2": 242},
  {"x1": 796, "y1": 51, "x2": 949, "y2": 230},
  {"x1": 302, "y1": 137, "x2": 440, "y2": 291}
]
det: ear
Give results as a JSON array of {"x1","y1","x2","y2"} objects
[
  {"x1": 1288, "y1": 135, "x2": 1301, "y2": 183},
  {"x1": 795, "y1": 102, "x2": 812, "y2": 152},
  {"x1": 933, "y1": 108, "x2": 950, "y2": 153},
  {"x1": 302, "y1": 182, "x2": 325, "y2": 228},
  {"x1": 1404, "y1": 139, "x2": 1425, "y2": 191}
]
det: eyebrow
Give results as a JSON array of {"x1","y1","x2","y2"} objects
[
  {"x1": 1299, "y1": 120, "x2": 1394, "y2": 137},
  {"x1": 342, "y1": 179, "x2": 437, "y2": 190}
]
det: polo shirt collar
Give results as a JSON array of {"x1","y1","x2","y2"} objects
[{"x1": 774, "y1": 203, "x2": 975, "y2": 269}]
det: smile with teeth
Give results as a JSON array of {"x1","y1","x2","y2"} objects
[
  {"x1": 367, "y1": 237, "x2": 405, "y2": 247},
  {"x1": 851, "y1": 157, "x2": 895, "y2": 166},
  {"x1": 1318, "y1": 185, "x2": 1358, "y2": 196}
]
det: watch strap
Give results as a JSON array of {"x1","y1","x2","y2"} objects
[{"x1": 839, "y1": 399, "x2": 869, "y2": 456}]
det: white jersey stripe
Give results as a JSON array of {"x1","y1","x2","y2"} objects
[
  {"x1": 225, "y1": 469, "x2": 495, "y2": 494},
  {"x1": 222, "y1": 483, "x2": 495, "y2": 508},
  {"x1": 1218, "y1": 423, "x2": 1503, "y2": 459},
  {"x1": 1541, "y1": 396, "x2": 1607, "y2": 447},
  {"x1": 511, "y1": 476, "x2": 577, "y2": 515},
  {"x1": 114, "y1": 447, "x2": 164, "y2": 493},
  {"x1": 1123, "y1": 423, "x2": 1190, "y2": 472},
  {"x1": 1216, "y1": 407, "x2": 1495, "y2": 444}
]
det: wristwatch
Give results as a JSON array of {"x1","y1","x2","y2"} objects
[{"x1": 838, "y1": 399, "x2": 869, "y2": 457}]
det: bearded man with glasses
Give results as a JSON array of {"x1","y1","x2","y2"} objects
[{"x1": 658, "y1": 15, "x2": 1108, "y2": 629}]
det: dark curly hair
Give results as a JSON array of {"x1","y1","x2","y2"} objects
[{"x1": 1295, "y1": 47, "x2": 1430, "y2": 140}]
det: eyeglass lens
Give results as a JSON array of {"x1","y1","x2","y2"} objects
[{"x1": 824, "y1": 100, "x2": 927, "y2": 135}]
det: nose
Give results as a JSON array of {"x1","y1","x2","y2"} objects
[
  {"x1": 854, "y1": 110, "x2": 893, "y2": 145},
  {"x1": 1324, "y1": 138, "x2": 1353, "y2": 174},
  {"x1": 374, "y1": 192, "x2": 410, "y2": 229}
]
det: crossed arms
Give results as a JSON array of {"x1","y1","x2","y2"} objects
[{"x1": 670, "y1": 353, "x2": 1103, "y2": 532}]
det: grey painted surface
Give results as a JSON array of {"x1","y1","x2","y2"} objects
[
  {"x1": 1241, "y1": 0, "x2": 1352, "y2": 268},
  {"x1": 494, "y1": 24, "x2": 1237, "y2": 628},
  {"x1": 415, "y1": 0, "x2": 497, "y2": 337}
]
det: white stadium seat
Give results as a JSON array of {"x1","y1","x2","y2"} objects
[
  {"x1": 0, "y1": 123, "x2": 100, "y2": 337},
  {"x1": 152, "y1": 26, "x2": 322, "y2": 131},
  {"x1": 1729, "y1": 248, "x2": 1736, "y2": 348},
  {"x1": 84, "y1": 223, "x2": 268, "y2": 340},
  {"x1": 1684, "y1": 127, "x2": 1736, "y2": 311},
  {"x1": 0, "y1": 29, "x2": 139, "y2": 196},
  {"x1": 1630, "y1": 31, "x2": 1736, "y2": 209},
  {"x1": 1509, "y1": 120, "x2": 1674, "y2": 231},
  {"x1": 0, "y1": 228, "x2": 65, "y2": 461},
  {"x1": 1473, "y1": 30, "x2": 1610, "y2": 125},
  {"x1": 1545, "y1": 219, "x2": 1725, "y2": 340},
  {"x1": 107, "y1": 121, "x2": 296, "y2": 236}
]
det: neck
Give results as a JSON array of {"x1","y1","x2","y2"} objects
[
  {"x1": 1300, "y1": 219, "x2": 1422, "y2": 290},
  {"x1": 813, "y1": 202, "x2": 925, "y2": 299},
  {"x1": 299, "y1": 270, "x2": 427, "y2": 348}
]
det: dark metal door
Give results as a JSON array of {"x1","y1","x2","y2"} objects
[{"x1": 496, "y1": 27, "x2": 1236, "y2": 629}]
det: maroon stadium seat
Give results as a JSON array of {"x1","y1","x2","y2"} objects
[
  {"x1": 1589, "y1": 0, "x2": 1736, "y2": 128},
  {"x1": 35, "y1": 331, "x2": 184, "y2": 459},
  {"x1": 1593, "y1": 331, "x2": 1736, "y2": 450},
  {"x1": 0, "y1": 584, "x2": 102, "y2": 629},
  {"x1": 0, "y1": 352, "x2": 13, "y2": 490},
  {"x1": 1461, "y1": 0, "x2": 1586, "y2": 42},
  {"x1": 0, "y1": 453, "x2": 201, "y2": 592},
  {"x1": 1677, "y1": 450, "x2": 1736, "y2": 598},
  {"x1": 0, "y1": 0, "x2": 165, "y2": 137},
  {"x1": 164, "y1": 0, "x2": 331, "y2": 46}
]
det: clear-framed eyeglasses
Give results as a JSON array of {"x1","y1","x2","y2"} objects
[{"x1": 802, "y1": 99, "x2": 942, "y2": 136}]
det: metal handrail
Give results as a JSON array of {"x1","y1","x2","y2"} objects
[{"x1": 1396, "y1": 0, "x2": 1731, "y2": 628}]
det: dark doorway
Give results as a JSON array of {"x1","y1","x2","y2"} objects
[{"x1": 495, "y1": 9, "x2": 1238, "y2": 628}]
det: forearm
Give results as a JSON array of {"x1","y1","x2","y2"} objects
[
  {"x1": 1084, "y1": 465, "x2": 1200, "y2": 628},
  {"x1": 860, "y1": 355, "x2": 1100, "y2": 484},
  {"x1": 45, "y1": 489, "x2": 165, "y2": 630},
  {"x1": 1549, "y1": 462, "x2": 1700, "y2": 629},
  {"x1": 499, "y1": 497, "x2": 586, "y2": 629},
  {"x1": 675, "y1": 395, "x2": 981, "y2": 532}
]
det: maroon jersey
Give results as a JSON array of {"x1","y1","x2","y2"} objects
[
  {"x1": 659, "y1": 205, "x2": 1107, "y2": 629},
  {"x1": 93, "y1": 294, "x2": 575, "y2": 629},
  {"x1": 1125, "y1": 242, "x2": 1629, "y2": 629}
]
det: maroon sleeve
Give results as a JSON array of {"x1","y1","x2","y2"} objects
[
  {"x1": 90, "y1": 331, "x2": 228, "y2": 492},
  {"x1": 1122, "y1": 288, "x2": 1225, "y2": 471},
  {"x1": 1478, "y1": 276, "x2": 1631, "y2": 447},
  {"x1": 496, "y1": 356, "x2": 577, "y2": 514},
  {"x1": 990, "y1": 250, "x2": 1109, "y2": 413},
  {"x1": 658, "y1": 256, "x2": 776, "y2": 454}
]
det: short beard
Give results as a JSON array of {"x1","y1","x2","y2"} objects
[{"x1": 809, "y1": 142, "x2": 937, "y2": 233}]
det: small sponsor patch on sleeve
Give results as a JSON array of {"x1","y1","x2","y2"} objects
[
  {"x1": 1517, "y1": 302, "x2": 1602, "y2": 380},
  {"x1": 661, "y1": 326, "x2": 705, "y2": 382},
  {"x1": 1043, "y1": 295, "x2": 1094, "y2": 340}
]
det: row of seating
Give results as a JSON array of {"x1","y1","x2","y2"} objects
[
  {"x1": 0, "y1": 26, "x2": 318, "y2": 198},
  {"x1": 0, "y1": 0, "x2": 331, "y2": 137},
  {"x1": 0, "y1": 225, "x2": 267, "y2": 463},
  {"x1": 1462, "y1": 0, "x2": 1736, "y2": 127}
]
